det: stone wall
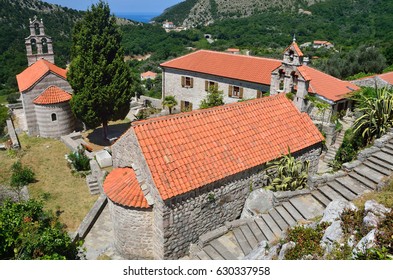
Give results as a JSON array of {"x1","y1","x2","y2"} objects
[
  {"x1": 162, "y1": 68, "x2": 270, "y2": 111},
  {"x1": 35, "y1": 102, "x2": 75, "y2": 138},
  {"x1": 108, "y1": 200, "x2": 154, "y2": 259},
  {"x1": 21, "y1": 73, "x2": 72, "y2": 136},
  {"x1": 351, "y1": 77, "x2": 392, "y2": 89}
]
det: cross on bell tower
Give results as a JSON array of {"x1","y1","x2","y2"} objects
[{"x1": 25, "y1": 16, "x2": 55, "y2": 66}]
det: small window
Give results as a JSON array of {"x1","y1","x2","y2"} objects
[
  {"x1": 205, "y1": 80, "x2": 218, "y2": 91},
  {"x1": 181, "y1": 76, "x2": 193, "y2": 88},
  {"x1": 228, "y1": 85, "x2": 243, "y2": 99},
  {"x1": 181, "y1": 100, "x2": 193, "y2": 112},
  {"x1": 257, "y1": 91, "x2": 268, "y2": 98},
  {"x1": 279, "y1": 80, "x2": 284, "y2": 91},
  {"x1": 51, "y1": 113, "x2": 57, "y2": 122}
]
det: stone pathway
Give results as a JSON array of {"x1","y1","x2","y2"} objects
[{"x1": 189, "y1": 137, "x2": 393, "y2": 260}]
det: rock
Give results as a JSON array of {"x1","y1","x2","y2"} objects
[
  {"x1": 364, "y1": 200, "x2": 391, "y2": 217},
  {"x1": 363, "y1": 212, "x2": 379, "y2": 228},
  {"x1": 278, "y1": 241, "x2": 296, "y2": 260},
  {"x1": 241, "y1": 189, "x2": 275, "y2": 218},
  {"x1": 244, "y1": 240, "x2": 269, "y2": 260},
  {"x1": 320, "y1": 200, "x2": 357, "y2": 224},
  {"x1": 322, "y1": 221, "x2": 343, "y2": 244},
  {"x1": 260, "y1": 244, "x2": 281, "y2": 260},
  {"x1": 347, "y1": 235, "x2": 356, "y2": 248},
  {"x1": 95, "y1": 150, "x2": 113, "y2": 168},
  {"x1": 352, "y1": 229, "x2": 376, "y2": 257}
]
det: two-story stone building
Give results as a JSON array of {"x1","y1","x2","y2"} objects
[{"x1": 103, "y1": 94, "x2": 324, "y2": 260}]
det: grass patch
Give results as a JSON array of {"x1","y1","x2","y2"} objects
[
  {"x1": 0, "y1": 95, "x2": 8, "y2": 105},
  {"x1": 0, "y1": 134, "x2": 97, "y2": 231}
]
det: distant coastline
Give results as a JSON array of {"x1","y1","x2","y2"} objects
[{"x1": 115, "y1": 13, "x2": 160, "y2": 23}]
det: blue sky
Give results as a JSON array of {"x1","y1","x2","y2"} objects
[{"x1": 44, "y1": 0, "x2": 184, "y2": 14}]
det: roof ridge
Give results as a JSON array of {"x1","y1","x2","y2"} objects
[{"x1": 132, "y1": 94, "x2": 285, "y2": 127}]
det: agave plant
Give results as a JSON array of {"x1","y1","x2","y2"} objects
[
  {"x1": 264, "y1": 148, "x2": 310, "y2": 192},
  {"x1": 353, "y1": 87, "x2": 393, "y2": 144}
]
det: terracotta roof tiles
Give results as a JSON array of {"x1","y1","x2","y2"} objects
[
  {"x1": 16, "y1": 59, "x2": 67, "y2": 92},
  {"x1": 160, "y1": 50, "x2": 281, "y2": 85},
  {"x1": 378, "y1": 71, "x2": 393, "y2": 84},
  {"x1": 103, "y1": 168, "x2": 150, "y2": 208},
  {"x1": 132, "y1": 94, "x2": 323, "y2": 200},
  {"x1": 33, "y1": 86, "x2": 71, "y2": 105}
]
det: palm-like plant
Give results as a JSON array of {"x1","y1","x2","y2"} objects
[
  {"x1": 162, "y1": 95, "x2": 178, "y2": 114},
  {"x1": 264, "y1": 149, "x2": 310, "y2": 192},
  {"x1": 353, "y1": 87, "x2": 393, "y2": 144}
]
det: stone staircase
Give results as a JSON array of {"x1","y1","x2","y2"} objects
[
  {"x1": 189, "y1": 137, "x2": 393, "y2": 260},
  {"x1": 86, "y1": 174, "x2": 101, "y2": 195}
]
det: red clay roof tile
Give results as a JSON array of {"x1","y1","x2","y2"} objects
[
  {"x1": 33, "y1": 86, "x2": 71, "y2": 105},
  {"x1": 103, "y1": 167, "x2": 150, "y2": 208},
  {"x1": 160, "y1": 50, "x2": 281, "y2": 85},
  {"x1": 297, "y1": 65, "x2": 360, "y2": 101},
  {"x1": 132, "y1": 94, "x2": 323, "y2": 201},
  {"x1": 378, "y1": 71, "x2": 393, "y2": 84},
  {"x1": 16, "y1": 59, "x2": 67, "y2": 92}
]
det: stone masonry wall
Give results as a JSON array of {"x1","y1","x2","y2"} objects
[
  {"x1": 21, "y1": 73, "x2": 72, "y2": 136},
  {"x1": 162, "y1": 68, "x2": 270, "y2": 111},
  {"x1": 160, "y1": 144, "x2": 322, "y2": 259},
  {"x1": 35, "y1": 102, "x2": 75, "y2": 138},
  {"x1": 108, "y1": 200, "x2": 154, "y2": 259}
]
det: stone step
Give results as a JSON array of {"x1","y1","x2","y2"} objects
[
  {"x1": 247, "y1": 220, "x2": 267, "y2": 243},
  {"x1": 268, "y1": 208, "x2": 289, "y2": 231},
  {"x1": 261, "y1": 213, "x2": 282, "y2": 237},
  {"x1": 281, "y1": 201, "x2": 304, "y2": 222},
  {"x1": 384, "y1": 143, "x2": 393, "y2": 150},
  {"x1": 232, "y1": 227, "x2": 252, "y2": 256},
  {"x1": 196, "y1": 250, "x2": 212, "y2": 260},
  {"x1": 275, "y1": 205, "x2": 297, "y2": 227},
  {"x1": 254, "y1": 219, "x2": 276, "y2": 243},
  {"x1": 348, "y1": 172, "x2": 376, "y2": 190},
  {"x1": 217, "y1": 232, "x2": 244, "y2": 259},
  {"x1": 209, "y1": 239, "x2": 237, "y2": 260},
  {"x1": 373, "y1": 151, "x2": 393, "y2": 163},
  {"x1": 368, "y1": 156, "x2": 393, "y2": 170},
  {"x1": 311, "y1": 190, "x2": 332, "y2": 207},
  {"x1": 203, "y1": 245, "x2": 224, "y2": 260},
  {"x1": 327, "y1": 181, "x2": 357, "y2": 200},
  {"x1": 240, "y1": 224, "x2": 259, "y2": 250},
  {"x1": 363, "y1": 161, "x2": 391, "y2": 176},
  {"x1": 335, "y1": 176, "x2": 369, "y2": 195},
  {"x1": 354, "y1": 165, "x2": 386, "y2": 184},
  {"x1": 318, "y1": 185, "x2": 347, "y2": 201},
  {"x1": 288, "y1": 195, "x2": 324, "y2": 220},
  {"x1": 381, "y1": 148, "x2": 393, "y2": 156}
]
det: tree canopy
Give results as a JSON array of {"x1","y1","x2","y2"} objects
[
  {"x1": 67, "y1": 0, "x2": 133, "y2": 139},
  {"x1": 200, "y1": 86, "x2": 224, "y2": 109}
]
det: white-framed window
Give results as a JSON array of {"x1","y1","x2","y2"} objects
[{"x1": 228, "y1": 85, "x2": 243, "y2": 98}]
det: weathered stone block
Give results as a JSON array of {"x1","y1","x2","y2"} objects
[{"x1": 95, "y1": 150, "x2": 113, "y2": 168}]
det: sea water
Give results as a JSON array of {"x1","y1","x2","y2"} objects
[{"x1": 115, "y1": 13, "x2": 160, "y2": 23}]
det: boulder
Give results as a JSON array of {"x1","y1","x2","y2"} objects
[
  {"x1": 278, "y1": 241, "x2": 296, "y2": 260},
  {"x1": 321, "y1": 221, "x2": 344, "y2": 253},
  {"x1": 363, "y1": 212, "x2": 379, "y2": 228},
  {"x1": 241, "y1": 189, "x2": 275, "y2": 218},
  {"x1": 320, "y1": 200, "x2": 357, "y2": 224},
  {"x1": 260, "y1": 244, "x2": 281, "y2": 260},
  {"x1": 364, "y1": 200, "x2": 391, "y2": 217},
  {"x1": 352, "y1": 229, "x2": 376, "y2": 257},
  {"x1": 244, "y1": 240, "x2": 269, "y2": 260}
]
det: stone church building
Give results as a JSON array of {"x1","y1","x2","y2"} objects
[
  {"x1": 103, "y1": 94, "x2": 324, "y2": 259},
  {"x1": 16, "y1": 17, "x2": 75, "y2": 138},
  {"x1": 160, "y1": 40, "x2": 360, "y2": 120}
]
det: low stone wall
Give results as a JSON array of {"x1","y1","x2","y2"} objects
[
  {"x1": 108, "y1": 200, "x2": 154, "y2": 259},
  {"x1": 6, "y1": 119, "x2": 20, "y2": 149},
  {"x1": 138, "y1": 96, "x2": 162, "y2": 109}
]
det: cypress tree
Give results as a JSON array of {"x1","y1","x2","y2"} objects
[{"x1": 67, "y1": 0, "x2": 133, "y2": 139}]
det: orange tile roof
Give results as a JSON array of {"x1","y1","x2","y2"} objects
[
  {"x1": 103, "y1": 167, "x2": 150, "y2": 208},
  {"x1": 378, "y1": 71, "x2": 393, "y2": 84},
  {"x1": 16, "y1": 59, "x2": 67, "y2": 92},
  {"x1": 160, "y1": 50, "x2": 281, "y2": 85},
  {"x1": 33, "y1": 86, "x2": 71, "y2": 105},
  {"x1": 297, "y1": 65, "x2": 360, "y2": 101},
  {"x1": 284, "y1": 41, "x2": 304, "y2": 57},
  {"x1": 141, "y1": 71, "x2": 157, "y2": 79},
  {"x1": 132, "y1": 94, "x2": 323, "y2": 201}
]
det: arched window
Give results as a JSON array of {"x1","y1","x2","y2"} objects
[
  {"x1": 34, "y1": 23, "x2": 40, "y2": 35},
  {"x1": 51, "y1": 113, "x2": 57, "y2": 122},
  {"x1": 31, "y1": 39, "x2": 37, "y2": 54},
  {"x1": 288, "y1": 50, "x2": 294, "y2": 62},
  {"x1": 41, "y1": 38, "x2": 48, "y2": 53}
]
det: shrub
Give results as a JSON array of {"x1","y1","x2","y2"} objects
[
  {"x1": 0, "y1": 104, "x2": 8, "y2": 136},
  {"x1": 333, "y1": 128, "x2": 365, "y2": 170},
  {"x1": 10, "y1": 161, "x2": 35, "y2": 189},
  {"x1": 68, "y1": 147, "x2": 90, "y2": 172},
  {"x1": 200, "y1": 86, "x2": 224, "y2": 109}
]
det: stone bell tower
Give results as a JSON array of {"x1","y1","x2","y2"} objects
[{"x1": 25, "y1": 16, "x2": 55, "y2": 66}]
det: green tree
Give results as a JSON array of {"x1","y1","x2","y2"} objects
[
  {"x1": 0, "y1": 199, "x2": 81, "y2": 260},
  {"x1": 200, "y1": 86, "x2": 224, "y2": 109},
  {"x1": 353, "y1": 87, "x2": 393, "y2": 144},
  {"x1": 10, "y1": 161, "x2": 35, "y2": 200},
  {"x1": 67, "y1": 1, "x2": 133, "y2": 139},
  {"x1": 162, "y1": 95, "x2": 178, "y2": 114},
  {"x1": 0, "y1": 104, "x2": 8, "y2": 137}
]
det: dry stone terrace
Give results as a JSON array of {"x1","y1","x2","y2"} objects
[{"x1": 187, "y1": 132, "x2": 393, "y2": 260}]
